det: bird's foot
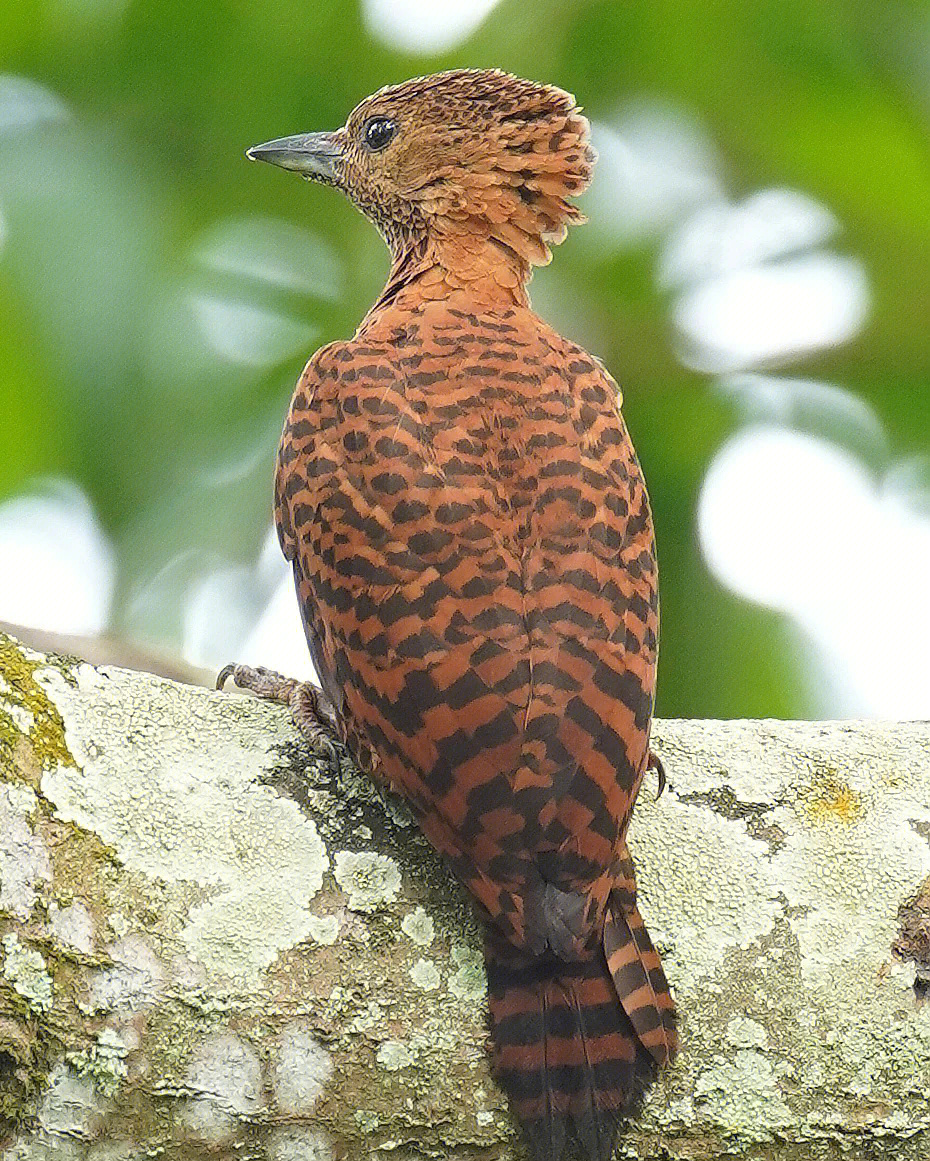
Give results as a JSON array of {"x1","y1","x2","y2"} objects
[{"x1": 216, "y1": 663, "x2": 342, "y2": 772}]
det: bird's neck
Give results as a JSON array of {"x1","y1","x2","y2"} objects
[{"x1": 372, "y1": 224, "x2": 532, "y2": 314}]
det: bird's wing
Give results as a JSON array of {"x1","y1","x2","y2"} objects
[
  {"x1": 275, "y1": 337, "x2": 540, "y2": 926},
  {"x1": 521, "y1": 348, "x2": 658, "y2": 857},
  {"x1": 274, "y1": 324, "x2": 657, "y2": 944},
  {"x1": 274, "y1": 349, "x2": 347, "y2": 721}
]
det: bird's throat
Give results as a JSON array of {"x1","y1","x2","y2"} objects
[{"x1": 375, "y1": 226, "x2": 532, "y2": 314}]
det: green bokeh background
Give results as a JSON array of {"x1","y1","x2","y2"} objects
[{"x1": 0, "y1": 0, "x2": 928, "y2": 717}]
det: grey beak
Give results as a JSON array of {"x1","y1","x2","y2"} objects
[{"x1": 245, "y1": 132, "x2": 343, "y2": 181}]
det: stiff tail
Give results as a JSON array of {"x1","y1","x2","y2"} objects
[
  {"x1": 485, "y1": 899, "x2": 676, "y2": 1161},
  {"x1": 603, "y1": 896, "x2": 677, "y2": 1068}
]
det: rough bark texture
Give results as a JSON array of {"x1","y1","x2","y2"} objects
[{"x1": 0, "y1": 631, "x2": 928, "y2": 1160}]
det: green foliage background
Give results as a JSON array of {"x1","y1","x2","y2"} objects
[{"x1": 0, "y1": 0, "x2": 928, "y2": 717}]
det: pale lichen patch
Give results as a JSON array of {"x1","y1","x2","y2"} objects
[
  {"x1": 37, "y1": 1064, "x2": 104, "y2": 1137},
  {"x1": 694, "y1": 1050, "x2": 792, "y2": 1138},
  {"x1": 401, "y1": 905, "x2": 434, "y2": 946},
  {"x1": 354, "y1": 1109, "x2": 381, "y2": 1133},
  {"x1": 177, "y1": 1097, "x2": 239, "y2": 1146},
  {"x1": 67, "y1": 1028, "x2": 130, "y2": 1096},
  {"x1": 774, "y1": 745, "x2": 930, "y2": 998},
  {"x1": 182, "y1": 881, "x2": 323, "y2": 981},
  {"x1": 726, "y1": 1015, "x2": 768, "y2": 1050},
  {"x1": 3, "y1": 645, "x2": 928, "y2": 1156},
  {"x1": 14, "y1": 644, "x2": 46, "y2": 664},
  {"x1": 0, "y1": 784, "x2": 51, "y2": 920},
  {"x1": 49, "y1": 901, "x2": 95, "y2": 955},
  {"x1": 2, "y1": 701, "x2": 34, "y2": 734},
  {"x1": 5, "y1": 783, "x2": 38, "y2": 816},
  {"x1": 630, "y1": 792, "x2": 784, "y2": 993},
  {"x1": 631, "y1": 721, "x2": 930, "y2": 1146},
  {"x1": 409, "y1": 957, "x2": 441, "y2": 991},
  {"x1": 272, "y1": 1022, "x2": 334, "y2": 1113},
  {"x1": 333, "y1": 850, "x2": 401, "y2": 913},
  {"x1": 448, "y1": 944, "x2": 486, "y2": 1003},
  {"x1": 106, "y1": 912, "x2": 129, "y2": 940},
  {"x1": 2, "y1": 933, "x2": 53, "y2": 1012},
  {"x1": 376, "y1": 1038, "x2": 414, "y2": 1070},
  {"x1": 183, "y1": 1031, "x2": 264, "y2": 1129},
  {"x1": 377, "y1": 788, "x2": 416, "y2": 829},
  {"x1": 268, "y1": 1126, "x2": 334, "y2": 1161},
  {"x1": 87, "y1": 934, "x2": 165, "y2": 1013},
  {"x1": 346, "y1": 998, "x2": 386, "y2": 1036},
  {"x1": 307, "y1": 912, "x2": 341, "y2": 945},
  {"x1": 648, "y1": 719, "x2": 791, "y2": 805},
  {"x1": 36, "y1": 663, "x2": 329, "y2": 983}
]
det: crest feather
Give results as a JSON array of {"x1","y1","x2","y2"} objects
[{"x1": 356, "y1": 69, "x2": 596, "y2": 268}]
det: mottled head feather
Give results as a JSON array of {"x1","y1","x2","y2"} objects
[{"x1": 329, "y1": 69, "x2": 596, "y2": 271}]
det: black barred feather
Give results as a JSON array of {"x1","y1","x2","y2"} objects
[{"x1": 485, "y1": 932, "x2": 657, "y2": 1161}]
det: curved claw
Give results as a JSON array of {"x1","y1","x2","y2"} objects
[
  {"x1": 214, "y1": 663, "x2": 295, "y2": 703},
  {"x1": 306, "y1": 730, "x2": 341, "y2": 776},
  {"x1": 648, "y1": 750, "x2": 667, "y2": 798},
  {"x1": 319, "y1": 737, "x2": 339, "y2": 762},
  {"x1": 214, "y1": 662, "x2": 341, "y2": 767}
]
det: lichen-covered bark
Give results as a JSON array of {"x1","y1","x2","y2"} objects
[{"x1": 0, "y1": 631, "x2": 928, "y2": 1160}]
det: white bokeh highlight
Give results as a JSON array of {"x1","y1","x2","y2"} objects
[
  {"x1": 655, "y1": 186, "x2": 869, "y2": 373},
  {"x1": 362, "y1": 0, "x2": 503, "y2": 52},
  {"x1": 165, "y1": 216, "x2": 343, "y2": 374},
  {"x1": 587, "y1": 108, "x2": 723, "y2": 246},
  {"x1": 193, "y1": 217, "x2": 343, "y2": 301},
  {"x1": 717, "y1": 374, "x2": 887, "y2": 463},
  {"x1": 188, "y1": 295, "x2": 317, "y2": 368},
  {"x1": 659, "y1": 189, "x2": 839, "y2": 288},
  {"x1": 589, "y1": 104, "x2": 912, "y2": 717},
  {"x1": 0, "y1": 75, "x2": 70, "y2": 134},
  {"x1": 699, "y1": 424, "x2": 930, "y2": 717},
  {"x1": 700, "y1": 427, "x2": 873, "y2": 612},
  {"x1": 616, "y1": 117, "x2": 897, "y2": 714},
  {"x1": 672, "y1": 253, "x2": 869, "y2": 373},
  {"x1": 0, "y1": 480, "x2": 115, "y2": 635},
  {"x1": 239, "y1": 577, "x2": 318, "y2": 682},
  {"x1": 182, "y1": 564, "x2": 268, "y2": 671},
  {"x1": 182, "y1": 527, "x2": 316, "y2": 682},
  {"x1": 1, "y1": 82, "x2": 912, "y2": 725}
]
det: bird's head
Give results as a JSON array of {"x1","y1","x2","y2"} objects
[{"x1": 247, "y1": 69, "x2": 595, "y2": 273}]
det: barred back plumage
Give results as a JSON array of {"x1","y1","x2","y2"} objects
[{"x1": 247, "y1": 68, "x2": 677, "y2": 1160}]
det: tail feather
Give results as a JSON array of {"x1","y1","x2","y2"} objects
[
  {"x1": 604, "y1": 897, "x2": 677, "y2": 1066},
  {"x1": 485, "y1": 890, "x2": 676, "y2": 1161},
  {"x1": 540, "y1": 980, "x2": 568, "y2": 1161},
  {"x1": 565, "y1": 979, "x2": 620, "y2": 1161},
  {"x1": 485, "y1": 940, "x2": 656, "y2": 1161}
]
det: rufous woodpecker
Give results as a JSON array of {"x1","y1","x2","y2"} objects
[{"x1": 219, "y1": 68, "x2": 676, "y2": 1161}]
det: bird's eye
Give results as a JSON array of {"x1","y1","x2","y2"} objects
[{"x1": 363, "y1": 118, "x2": 397, "y2": 151}]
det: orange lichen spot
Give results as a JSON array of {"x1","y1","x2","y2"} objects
[{"x1": 802, "y1": 773, "x2": 864, "y2": 825}]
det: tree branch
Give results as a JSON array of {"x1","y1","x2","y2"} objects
[{"x1": 0, "y1": 631, "x2": 928, "y2": 1158}]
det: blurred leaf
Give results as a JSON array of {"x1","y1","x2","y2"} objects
[
  {"x1": 0, "y1": 0, "x2": 927, "y2": 716},
  {"x1": 0, "y1": 279, "x2": 62, "y2": 495}
]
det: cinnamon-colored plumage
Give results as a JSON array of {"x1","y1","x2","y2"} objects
[{"x1": 239, "y1": 69, "x2": 677, "y2": 1160}]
